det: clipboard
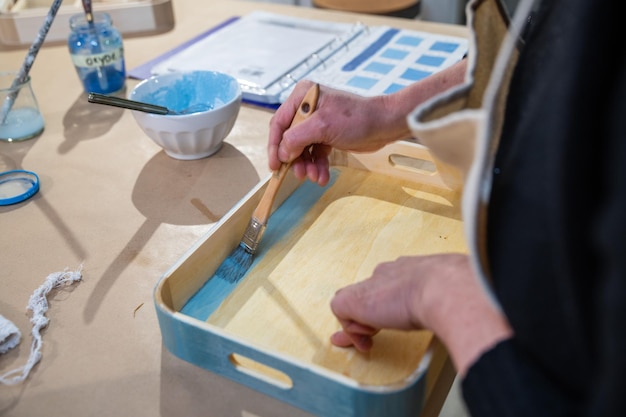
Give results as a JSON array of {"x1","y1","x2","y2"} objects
[{"x1": 129, "y1": 11, "x2": 468, "y2": 107}]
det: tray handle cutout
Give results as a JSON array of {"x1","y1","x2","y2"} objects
[
  {"x1": 229, "y1": 353, "x2": 294, "y2": 390},
  {"x1": 336, "y1": 140, "x2": 463, "y2": 191},
  {"x1": 388, "y1": 153, "x2": 437, "y2": 176}
]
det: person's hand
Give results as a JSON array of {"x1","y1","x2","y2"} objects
[
  {"x1": 267, "y1": 61, "x2": 468, "y2": 186},
  {"x1": 329, "y1": 253, "x2": 514, "y2": 376},
  {"x1": 268, "y1": 80, "x2": 405, "y2": 186}
]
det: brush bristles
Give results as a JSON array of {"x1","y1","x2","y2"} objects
[{"x1": 214, "y1": 243, "x2": 254, "y2": 283}]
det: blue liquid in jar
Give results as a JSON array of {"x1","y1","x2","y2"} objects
[{"x1": 68, "y1": 13, "x2": 125, "y2": 94}]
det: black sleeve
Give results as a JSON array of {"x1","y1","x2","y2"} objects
[
  {"x1": 461, "y1": 0, "x2": 626, "y2": 415},
  {"x1": 461, "y1": 26, "x2": 626, "y2": 417},
  {"x1": 462, "y1": 339, "x2": 573, "y2": 416}
]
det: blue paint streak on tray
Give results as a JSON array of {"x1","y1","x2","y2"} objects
[
  {"x1": 181, "y1": 169, "x2": 340, "y2": 321},
  {"x1": 341, "y1": 28, "x2": 400, "y2": 72}
]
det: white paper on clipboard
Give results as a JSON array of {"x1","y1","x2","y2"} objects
[{"x1": 151, "y1": 11, "x2": 355, "y2": 91}]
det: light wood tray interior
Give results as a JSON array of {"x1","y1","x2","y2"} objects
[{"x1": 188, "y1": 164, "x2": 465, "y2": 387}]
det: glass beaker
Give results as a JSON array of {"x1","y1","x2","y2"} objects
[{"x1": 0, "y1": 72, "x2": 45, "y2": 142}]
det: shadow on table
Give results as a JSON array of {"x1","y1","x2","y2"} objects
[
  {"x1": 82, "y1": 143, "x2": 261, "y2": 324},
  {"x1": 0, "y1": 130, "x2": 39, "y2": 172},
  {"x1": 132, "y1": 143, "x2": 260, "y2": 225},
  {"x1": 60, "y1": 91, "x2": 125, "y2": 154}
]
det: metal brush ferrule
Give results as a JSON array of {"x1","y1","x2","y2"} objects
[{"x1": 241, "y1": 218, "x2": 266, "y2": 254}]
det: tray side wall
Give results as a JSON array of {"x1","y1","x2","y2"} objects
[{"x1": 155, "y1": 306, "x2": 426, "y2": 417}]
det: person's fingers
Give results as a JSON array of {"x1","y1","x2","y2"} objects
[
  {"x1": 288, "y1": 144, "x2": 332, "y2": 185},
  {"x1": 330, "y1": 262, "x2": 421, "y2": 332},
  {"x1": 343, "y1": 320, "x2": 378, "y2": 336},
  {"x1": 268, "y1": 112, "x2": 296, "y2": 167},
  {"x1": 330, "y1": 330, "x2": 353, "y2": 347},
  {"x1": 353, "y1": 335, "x2": 374, "y2": 351},
  {"x1": 277, "y1": 119, "x2": 321, "y2": 163},
  {"x1": 330, "y1": 282, "x2": 372, "y2": 326},
  {"x1": 305, "y1": 159, "x2": 320, "y2": 185},
  {"x1": 268, "y1": 81, "x2": 316, "y2": 169},
  {"x1": 311, "y1": 144, "x2": 331, "y2": 186},
  {"x1": 267, "y1": 149, "x2": 278, "y2": 171},
  {"x1": 291, "y1": 157, "x2": 307, "y2": 180},
  {"x1": 330, "y1": 330, "x2": 374, "y2": 352}
]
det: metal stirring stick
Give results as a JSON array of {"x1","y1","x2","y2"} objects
[{"x1": 87, "y1": 93, "x2": 170, "y2": 115}]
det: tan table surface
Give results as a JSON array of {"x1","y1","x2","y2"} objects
[{"x1": 0, "y1": 2, "x2": 467, "y2": 416}]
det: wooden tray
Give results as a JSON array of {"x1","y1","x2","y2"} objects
[
  {"x1": 0, "y1": 0, "x2": 174, "y2": 46},
  {"x1": 154, "y1": 141, "x2": 465, "y2": 417}
]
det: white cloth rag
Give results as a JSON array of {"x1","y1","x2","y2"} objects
[
  {"x1": 0, "y1": 266, "x2": 82, "y2": 385},
  {"x1": 0, "y1": 314, "x2": 21, "y2": 354}
]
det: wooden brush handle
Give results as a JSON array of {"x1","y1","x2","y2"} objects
[{"x1": 252, "y1": 83, "x2": 320, "y2": 223}]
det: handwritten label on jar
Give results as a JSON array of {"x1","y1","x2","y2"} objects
[{"x1": 71, "y1": 47, "x2": 124, "y2": 68}]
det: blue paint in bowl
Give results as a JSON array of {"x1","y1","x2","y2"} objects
[{"x1": 131, "y1": 71, "x2": 241, "y2": 115}]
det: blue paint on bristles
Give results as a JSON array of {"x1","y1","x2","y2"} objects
[{"x1": 213, "y1": 242, "x2": 254, "y2": 283}]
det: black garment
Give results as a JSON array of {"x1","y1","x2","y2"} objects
[{"x1": 462, "y1": 0, "x2": 626, "y2": 416}]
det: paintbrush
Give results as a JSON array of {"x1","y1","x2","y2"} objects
[
  {"x1": 80, "y1": 0, "x2": 109, "y2": 91},
  {"x1": 0, "y1": 0, "x2": 63, "y2": 124},
  {"x1": 81, "y1": 0, "x2": 94, "y2": 23},
  {"x1": 214, "y1": 83, "x2": 320, "y2": 283}
]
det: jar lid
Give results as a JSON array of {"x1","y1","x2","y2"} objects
[{"x1": 0, "y1": 170, "x2": 40, "y2": 206}]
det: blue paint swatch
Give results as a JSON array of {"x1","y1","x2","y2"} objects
[
  {"x1": 364, "y1": 62, "x2": 394, "y2": 75},
  {"x1": 417, "y1": 55, "x2": 445, "y2": 67},
  {"x1": 347, "y1": 76, "x2": 378, "y2": 90},
  {"x1": 381, "y1": 48, "x2": 409, "y2": 60},
  {"x1": 430, "y1": 41, "x2": 459, "y2": 53},
  {"x1": 396, "y1": 35, "x2": 423, "y2": 47},
  {"x1": 341, "y1": 28, "x2": 399, "y2": 72},
  {"x1": 384, "y1": 83, "x2": 405, "y2": 94},
  {"x1": 401, "y1": 68, "x2": 432, "y2": 81}
]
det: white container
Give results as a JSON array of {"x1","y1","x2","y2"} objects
[
  {"x1": 129, "y1": 70, "x2": 242, "y2": 160},
  {"x1": 0, "y1": 0, "x2": 174, "y2": 46}
]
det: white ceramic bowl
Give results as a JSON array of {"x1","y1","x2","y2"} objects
[{"x1": 129, "y1": 71, "x2": 242, "y2": 160}]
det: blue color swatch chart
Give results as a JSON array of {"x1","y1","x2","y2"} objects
[{"x1": 305, "y1": 26, "x2": 468, "y2": 98}]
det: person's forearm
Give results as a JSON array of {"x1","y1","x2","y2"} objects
[
  {"x1": 418, "y1": 260, "x2": 513, "y2": 377},
  {"x1": 436, "y1": 296, "x2": 512, "y2": 377},
  {"x1": 379, "y1": 59, "x2": 468, "y2": 142}
]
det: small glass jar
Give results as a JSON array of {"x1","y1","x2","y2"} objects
[
  {"x1": 68, "y1": 12, "x2": 126, "y2": 95},
  {"x1": 0, "y1": 71, "x2": 45, "y2": 142}
]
